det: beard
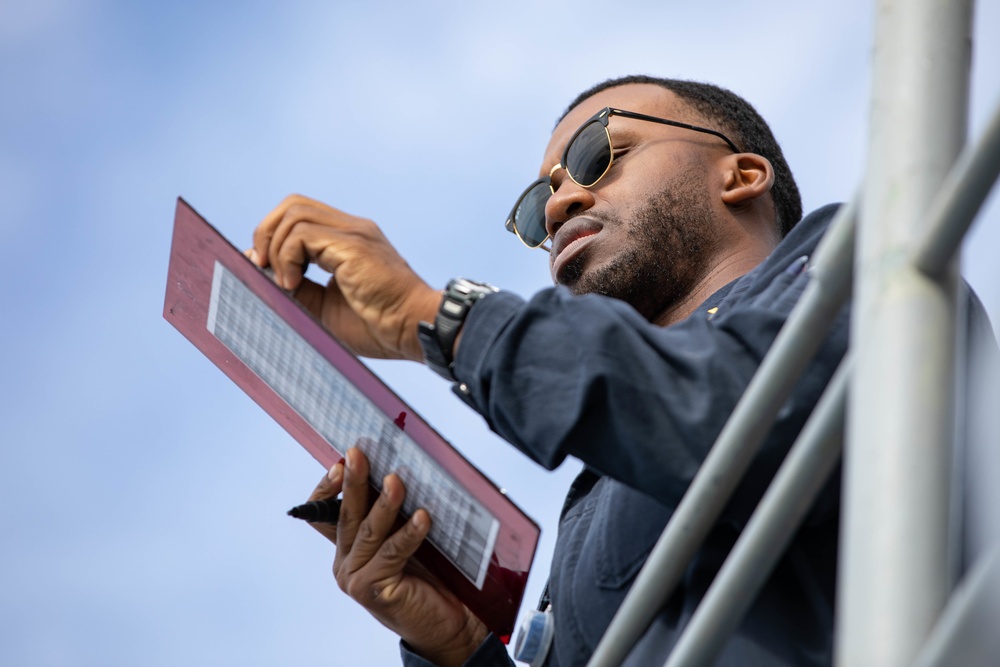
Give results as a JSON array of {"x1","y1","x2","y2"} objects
[{"x1": 559, "y1": 174, "x2": 722, "y2": 322}]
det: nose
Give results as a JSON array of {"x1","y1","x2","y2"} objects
[{"x1": 544, "y1": 167, "x2": 597, "y2": 239}]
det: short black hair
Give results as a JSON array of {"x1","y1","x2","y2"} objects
[{"x1": 561, "y1": 75, "x2": 803, "y2": 235}]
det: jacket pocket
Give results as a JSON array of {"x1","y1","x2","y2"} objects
[{"x1": 592, "y1": 478, "x2": 674, "y2": 589}]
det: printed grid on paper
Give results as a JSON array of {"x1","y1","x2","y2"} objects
[{"x1": 206, "y1": 262, "x2": 499, "y2": 589}]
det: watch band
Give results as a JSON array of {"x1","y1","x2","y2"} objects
[{"x1": 418, "y1": 278, "x2": 498, "y2": 381}]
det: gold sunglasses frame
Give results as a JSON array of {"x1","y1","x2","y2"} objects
[{"x1": 505, "y1": 107, "x2": 740, "y2": 250}]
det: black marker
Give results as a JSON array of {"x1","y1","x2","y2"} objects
[{"x1": 287, "y1": 497, "x2": 341, "y2": 524}]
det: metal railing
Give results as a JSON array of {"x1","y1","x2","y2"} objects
[{"x1": 584, "y1": 0, "x2": 1000, "y2": 664}]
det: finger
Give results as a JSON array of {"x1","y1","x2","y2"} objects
[
  {"x1": 341, "y1": 473, "x2": 408, "y2": 570},
  {"x1": 356, "y1": 508, "x2": 431, "y2": 594},
  {"x1": 252, "y1": 200, "x2": 285, "y2": 267},
  {"x1": 292, "y1": 276, "x2": 328, "y2": 320},
  {"x1": 266, "y1": 200, "x2": 333, "y2": 289},
  {"x1": 270, "y1": 219, "x2": 330, "y2": 291},
  {"x1": 306, "y1": 461, "x2": 344, "y2": 544},
  {"x1": 268, "y1": 202, "x2": 373, "y2": 290},
  {"x1": 334, "y1": 447, "x2": 372, "y2": 561},
  {"x1": 251, "y1": 193, "x2": 315, "y2": 269},
  {"x1": 308, "y1": 459, "x2": 345, "y2": 502}
]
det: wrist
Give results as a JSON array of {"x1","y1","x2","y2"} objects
[
  {"x1": 403, "y1": 286, "x2": 448, "y2": 362},
  {"x1": 418, "y1": 278, "x2": 499, "y2": 380},
  {"x1": 408, "y1": 612, "x2": 489, "y2": 667}
]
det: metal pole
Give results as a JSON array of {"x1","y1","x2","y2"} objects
[
  {"x1": 663, "y1": 357, "x2": 851, "y2": 667},
  {"x1": 838, "y1": 1, "x2": 972, "y2": 666},
  {"x1": 585, "y1": 200, "x2": 856, "y2": 667}
]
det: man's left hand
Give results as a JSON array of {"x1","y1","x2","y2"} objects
[{"x1": 250, "y1": 194, "x2": 441, "y2": 361}]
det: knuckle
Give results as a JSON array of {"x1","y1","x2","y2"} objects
[
  {"x1": 276, "y1": 242, "x2": 302, "y2": 263},
  {"x1": 252, "y1": 225, "x2": 270, "y2": 244},
  {"x1": 335, "y1": 506, "x2": 355, "y2": 527},
  {"x1": 345, "y1": 578, "x2": 386, "y2": 607},
  {"x1": 381, "y1": 538, "x2": 402, "y2": 562},
  {"x1": 285, "y1": 202, "x2": 310, "y2": 222},
  {"x1": 360, "y1": 218, "x2": 384, "y2": 240},
  {"x1": 345, "y1": 577, "x2": 365, "y2": 600},
  {"x1": 334, "y1": 569, "x2": 349, "y2": 593},
  {"x1": 376, "y1": 489, "x2": 394, "y2": 512},
  {"x1": 356, "y1": 519, "x2": 376, "y2": 544}
]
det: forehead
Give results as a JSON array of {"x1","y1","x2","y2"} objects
[{"x1": 542, "y1": 83, "x2": 693, "y2": 167}]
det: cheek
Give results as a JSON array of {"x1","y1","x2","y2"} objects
[
  {"x1": 617, "y1": 158, "x2": 715, "y2": 214},
  {"x1": 604, "y1": 160, "x2": 679, "y2": 206},
  {"x1": 598, "y1": 178, "x2": 661, "y2": 221}
]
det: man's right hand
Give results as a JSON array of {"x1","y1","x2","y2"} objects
[{"x1": 306, "y1": 447, "x2": 488, "y2": 667}]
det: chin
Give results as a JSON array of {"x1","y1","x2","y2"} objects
[{"x1": 553, "y1": 249, "x2": 601, "y2": 292}]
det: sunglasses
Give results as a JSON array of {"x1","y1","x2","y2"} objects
[{"x1": 504, "y1": 107, "x2": 740, "y2": 249}]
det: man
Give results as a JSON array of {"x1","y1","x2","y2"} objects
[{"x1": 250, "y1": 76, "x2": 847, "y2": 665}]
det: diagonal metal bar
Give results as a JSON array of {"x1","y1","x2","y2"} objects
[
  {"x1": 911, "y1": 547, "x2": 1000, "y2": 667},
  {"x1": 914, "y1": 96, "x2": 1000, "y2": 278},
  {"x1": 585, "y1": 199, "x2": 857, "y2": 667},
  {"x1": 663, "y1": 356, "x2": 851, "y2": 667}
]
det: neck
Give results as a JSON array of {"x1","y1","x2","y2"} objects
[{"x1": 651, "y1": 242, "x2": 773, "y2": 327}]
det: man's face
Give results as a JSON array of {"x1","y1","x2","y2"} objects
[{"x1": 539, "y1": 84, "x2": 732, "y2": 322}]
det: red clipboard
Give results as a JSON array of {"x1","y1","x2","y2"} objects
[{"x1": 163, "y1": 198, "x2": 538, "y2": 641}]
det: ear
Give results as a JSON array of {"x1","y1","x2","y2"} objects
[{"x1": 719, "y1": 153, "x2": 774, "y2": 206}]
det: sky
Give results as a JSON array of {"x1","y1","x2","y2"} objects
[{"x1": 1, "y1": 1, "x2": 999, "y2": 665}]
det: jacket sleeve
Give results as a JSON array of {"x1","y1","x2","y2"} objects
[
  {"x1": 452, "y1": 205, "x2": 849, "y2": 527},
  {"x1": 399, "y1": 635, "x2": 515, "y2": 667}
]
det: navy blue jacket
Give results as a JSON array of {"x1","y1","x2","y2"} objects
[{"x1": 405, "y1": 205, "x2": 849, "y2": 666}]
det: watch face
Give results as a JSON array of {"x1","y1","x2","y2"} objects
[
  {"x1": 449, "y1": 278, "x2": 499, "y2": 301},
  {"x1": 421, "y1": 280, "x2": 498, "y2": 382}
]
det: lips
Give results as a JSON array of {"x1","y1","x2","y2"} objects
[{"x1": 550, "y1": 218, "x2": 603, "y2": 280}]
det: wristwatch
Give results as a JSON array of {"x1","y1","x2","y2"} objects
[{"x1": 418, "y1": 278, "x2": 499, "y2": 381}]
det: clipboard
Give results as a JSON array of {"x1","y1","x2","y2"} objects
[{"x1": 163, "y1": 198, "x2": 538, "y2": 641}]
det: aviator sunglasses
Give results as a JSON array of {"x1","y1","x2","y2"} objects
[{"x1": 504, "y1": 107, "x2": 741, "y2": 249}]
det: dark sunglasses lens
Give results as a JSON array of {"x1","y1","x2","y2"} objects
[
  {"x1": 513, "y1": 182, "x2": 551, "y2": 247},
  {"x1": 565, "y1": 121, "x2": 611, "y2": 186}
]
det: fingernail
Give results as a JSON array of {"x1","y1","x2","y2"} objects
[
  {"x1": 345, "y1": 449, "x2": 356, "y2": 471},
  {"x1": 249, "y1": 248, "x2": 259, "y2": 264},
  {"x1": 328, "y1": 462, "x2": 343, "y2": 484},
  {"x1": 411, "y1": 511, "x2": 428, "y2": 531}
]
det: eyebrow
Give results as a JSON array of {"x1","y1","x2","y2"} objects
[
  {"x1": 606, "y1": 126, "x2": 644, "y2": 145},
  {"x1": 610, "y1": 122, "x2": 729, "y2": 151}
]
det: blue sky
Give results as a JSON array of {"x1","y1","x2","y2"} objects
[{"x1": 2, "y1": 1, "x2": 999, "y2": 665}]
